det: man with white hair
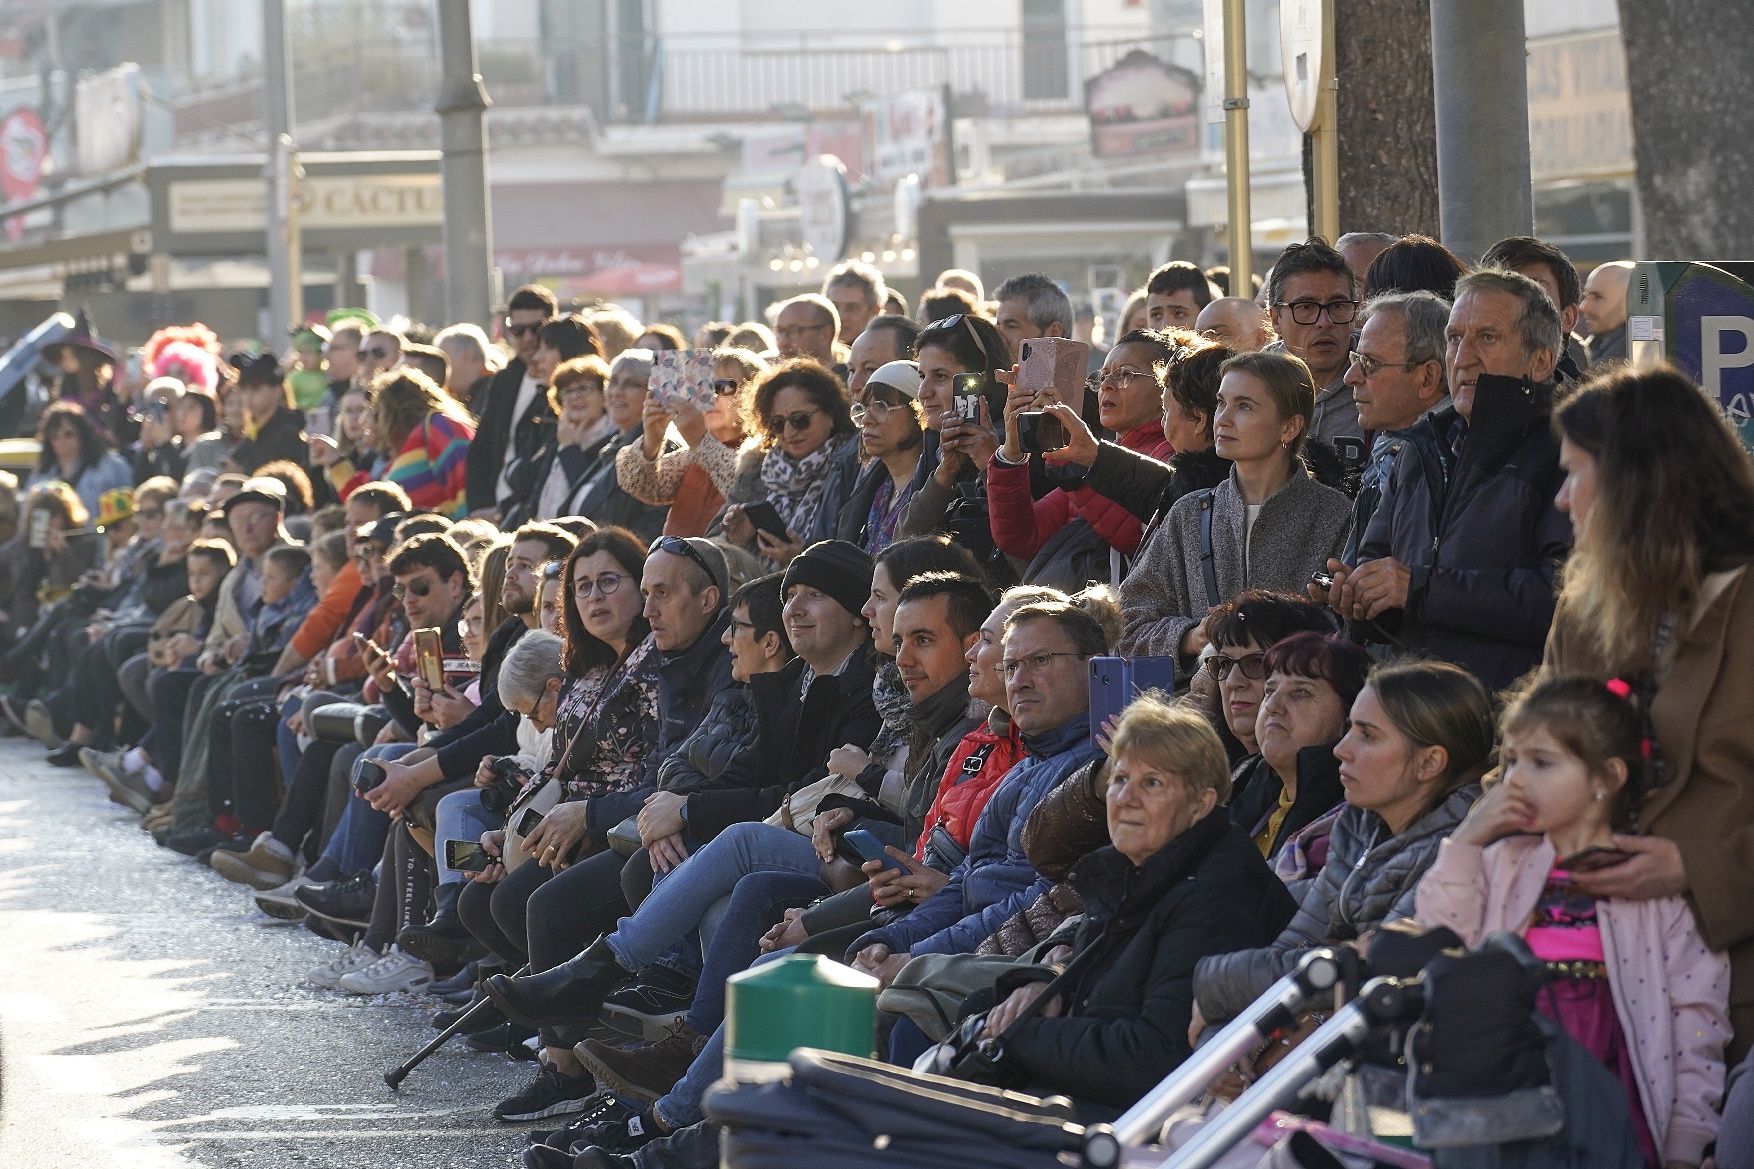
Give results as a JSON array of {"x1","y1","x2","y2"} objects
[{"x1": 434, "y1": 323, "x2": 501, "y2": 410}]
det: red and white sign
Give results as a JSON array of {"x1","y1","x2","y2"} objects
[{"x1": 0, "y1": 105, "x2": 47, "y2": 203}]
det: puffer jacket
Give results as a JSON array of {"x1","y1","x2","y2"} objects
[
  {"x1": 985, "y1": 421, "x2": 1170, "y2": 560},
  {"x1": 1193, "y1": 782, "x2": 1481, "y2": 1023},
  {"x1": 850, "y1": 713, "x2": 1099, "y2": 958},
  {"x1": 655, "y1": 682, "x2": 762, "y2": 796},
  {"x1": 1227, "y1": 744, "x2": 1345, "y2": 863},
  {"x1": 1000, "y1": 813, "x2": 1297, "y2": 1118},
  {"x1": 1353, "y1": 373, "x2": 1571, "y2": 691},
  {"x1": 1079, "y1": 440, "x2": 1229, "y2": 540},
  {"x1": 1119, "y1": 464, "x2": 1352, "y2": 660}
]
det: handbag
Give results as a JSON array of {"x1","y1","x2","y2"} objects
[{"x1": 763, "y1": 772, "x2": 866, "y2": 836}]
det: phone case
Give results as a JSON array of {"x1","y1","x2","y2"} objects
[
  {"x1": 1088, "y1": 656, "x2": 1178, "y2": 749},
  {"x1": 1017, "y1": 336, "x2": 1091, "y2": 399},
  {"x1": 414, "y1": 629, "x2": 445, "y2": 690},
  {"x1": 652, "y1": 349, "x2": 718, "y2": 412}
]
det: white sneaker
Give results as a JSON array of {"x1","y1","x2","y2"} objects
[
  {"x1": 337, "y1": 946, "x2": 435, "y2": 996},
  {"x1": 305, "y1": 941, "x2": 379, "y2": 989}
]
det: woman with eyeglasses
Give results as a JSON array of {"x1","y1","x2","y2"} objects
[
  {"x1": 456, "y1": 527, "x2": 662, "y2": 1101},
  {"x1": 834, "y1": 360, "x2": 930, "y2": 555},
  {"x1": 986, "y1": 329, "x2": 1178, "y2": 591},
  {"x1": 26, "y1": 400, "x2": 133, "y2": 519},
  {"x1": 617, "y1": 347, "x2": 768, "y2": 540},
  {"x1": 226, "y1": 352, "x2": 310, "y2": 477},
  {"x1": 1117, "y1": 351, "x2": 1352, "y2": 665},
  {"x1": 722, "y1": 358, "x2": 860, "y2": 568}
]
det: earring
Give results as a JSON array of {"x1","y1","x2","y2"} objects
[{"x1": 1593, "y1": 789, "x2": 1604, "y2": 802}]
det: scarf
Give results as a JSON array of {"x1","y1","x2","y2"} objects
[
  {"x1": 540, "y1": 414, "x2": 619, "y2": 518},
  {"x1": 759, "y1": 438, "x2": 841, "y2": 546},
  {"x1": 868, "y1": 657, "x2": 915, "y2": 771}
]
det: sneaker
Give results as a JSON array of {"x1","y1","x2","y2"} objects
[
  {"x1": 209, "y1": 831, "x2": 298, "y2": 890},
  {"x1": 161, "y1": 826, "x2": 231, "y2": 857},
  {"x1": 575, "y1": 1021, "x2": 707, "y2": 1101},
  {"x1": 559, "y1": 1103, "x2": 665, "y2": 1156},
  {"x1": 527, "y1": 1091, "x2": 634, "y2": 1150},
  {"x1": 141, "y1": 802, "x2": 173, "y2": 832},
  {"x1": 254, "y1": 874, "x2": 314, "y2": 921},
  {"x1": 492, "y1": 1065, "x2": 599, "y2": 1124},
  {"x1": 599, "y1": 967, "x2": 696, "y2": 1039},
  {"x1": 83, "y1": 748, "x2": 159, "y2": 814},
  {"x1": 465, "y1": 1020, "x2": 539, "y2": 1055},
  {"x1": 23, "y1": 699, "x2": 58, "y2": 748},
  {"x1": 44, "y1": 740, "x2": 83, "y2": 767},
  {"x1": 295, "y1": 872, "x2": 376, "y2": 928},
  {"x1": 305, "y1": 941, "x2": 379, "y2": 989},
  {"x1": 337, "y1": 946, "x2": 435, "y2": 995}
]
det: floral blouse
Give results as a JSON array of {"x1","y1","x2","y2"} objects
[{"x1": 544, "y1": 638, "x2": 663, "y2": 800}]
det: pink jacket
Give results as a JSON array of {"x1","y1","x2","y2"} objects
[{"x1": 1415, "y1": 835, "x2": 1731, "y2": 1165}]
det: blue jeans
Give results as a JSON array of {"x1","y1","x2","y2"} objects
[
  {"x1": 316, "y1": 742, "x2": 416, "y2": 875},
  {"x1": 434, "y1": 787, "x2": 497, "y2": 885},
  {"x1": 657, "y1": 946, "x2": 797, "y2": 1129},
  {"x1": 685, "y1": 870, "x2": 825, "y2": 1035},
  {"x1": 605, "y1": 821, "x2": 826, "y2": 973}
]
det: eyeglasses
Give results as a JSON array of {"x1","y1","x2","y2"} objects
[
  {"x1": 392, "y1": 577, "x2": 437, "y2": 599},
  {"x1": 1209, "y1": 652, "x2": 1269, "y2": 682},
  {"x1": 851, "y1": 400, "x2": 904, "y2": 426},
  {"x1": 1000, "y1": 650, "x2": 1089, "y2": 679},
  {"x1": 556, "y1": 380, "x2": 604, "y2": 398},
  {"x1": 1277, "y1": 299, "x2": 1358, "y2": 326},
  {"x1": 1088, "y1": 365, "x2": 1154, "y2": 391},
  {"x1": 504, "y1": 320, "x2": 545, "y2": 338},
  {"x1": 138, "y1": 507, "x2": 165, "y2": 521},
  {"x1": 712, "y1": 379, "x2": 740, "y2": 396},
  {"x1": 769, "y1": 408, "x2": 822, "y2": 435},
  {"x1": 1346, "y1": 350, "x2": 1427, "y2": 378},
  {"x1": 574, "y1": 571, "x2": 626, "y2": 598},
  {"x1": 654, "y1": 535, "x2": 718, "y2": 588},
  {"x1": 726, "y1": 615, "x2": 757, "y2": 635},
  {"x1": 358, "y1": 346, "x2": 392, "y2": 361}
]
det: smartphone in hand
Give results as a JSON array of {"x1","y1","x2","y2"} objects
[{"x1": 842, "y1": 828, "x2": 909, "y2": 874}]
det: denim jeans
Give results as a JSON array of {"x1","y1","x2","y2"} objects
[
  {"x1": 656, "y1": 947, "x2": 795, "y2": 1130},
  {"x1": 316, "y1": 742, "x2": 416, "y2": 876},
  {"x1": 434, "y1": 787, "x2": 498, "y2": 885},
  {"x1": 604, "y1": 820, "x2": 826, "y2": 973},
  {"x1": 684, "y1": 870, "x2": 826, "y2": 1035}
]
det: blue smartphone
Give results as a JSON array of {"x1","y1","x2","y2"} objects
[
  {"x1": 1088, "y1": 656, "x2": 1178, "y2": 750},
  {"x1": 842, "y1": 828, "x2": 908, "y2": 873}
]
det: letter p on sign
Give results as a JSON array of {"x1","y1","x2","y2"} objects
[{"x1": 1701, "y1": 316, "x2": 1754, "y2": 397}]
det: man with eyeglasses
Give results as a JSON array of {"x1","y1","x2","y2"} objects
[
  {"x1": 466, "y1": 283, "x2": 560, "y2": 519},
  {"x1": 1266, "y1": 236, "x2": 1366, "y2": 467},
  {"x1": 773, "y1": 294, "x2": 841, "y2": 367}
]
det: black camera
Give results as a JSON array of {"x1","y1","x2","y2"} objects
[
  {"x1": 480, "y1": 756, "x2": 530, "y2": 817},
  {"x1": 1016, "y1": 410, "x2": 1069, "y2": 454}
]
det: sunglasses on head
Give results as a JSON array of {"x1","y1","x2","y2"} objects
[
  {"x1": 655, "y1": 535, "x2": 717, "y2": 587},
  {"x1": 540, "y1": 561, "x2": 566, "y2": 580},
  {"x1": 391, "y1": 577, "x2": 437, "y2": 599},
  {"x1": 770, "y1": 408, "x2": 821, "y2": 435},
  {"x1": 924, "y1": 313, "x2": 992, "y2": 371}
]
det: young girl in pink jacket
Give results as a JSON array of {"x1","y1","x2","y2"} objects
[{"x1": 1415, "y1": 676, "x2": 1730, "y2": 1169}]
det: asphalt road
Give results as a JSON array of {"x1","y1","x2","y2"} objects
[{"x1": 0, "y1": 738, "x2": 536, "y2": 1169}]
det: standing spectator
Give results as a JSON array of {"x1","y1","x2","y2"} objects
[
  {"x1": 823, "y1": 261, "x2": 887, "y2": 347},
  {"x1": 351, "y1": 369, "x2": 475, "y2": 518},
  {"x1": 1363, "y1": 234, "x2": 1469, "y2": 300},
  {"x1": 227, "y1": 353, "x2": 308, "y2": 476},
  {"x1": 26, "y1": 401, "x2": 132, "y2": 517},
  {"x1": 1580, "y1": 261, "x2": 1634, "y2": 368},
  {"x1": 1266, "y1": 237, "x2": 1365, "y2": 466},
  {"x1": 1335, "y1": 231, "x2": 1396, "y2": 279},
  {"x1": 1194, "y1": 298, "x2": 1273, "y2": 353},
  {"x1": 773, "y1": 295, "x2": 840, "y2": 366},
  {"x1": 433, "y1": 323, "x2": 501, "y2": 411},
  {"x1": 635, "y1": 323, "x2": 687, "y2": 354},
  {"x1": 1144, "y1": 261, "x2": 1217, "y2": 331},
  {"x1": 1481, "y1": 235, "x2": 1589, "y2": 381},
  {"x1": 991, "y1": 273, "x2": 1073, "y2": 356},
  {"x1": 1543, "y1": 364, "x2": 1754, "y2": 1058},
  {"x1": 1331, "y1": 269, "x2": 1569, "y2": 690},
  {"x1": 466, "y1": 284, "x2": 560, "y2": 518},
  {"x1": 1118, "y1": 351, "x2": 1351, "y2": 663},
  {"x1": 511, "y1": 356, "x2": 618, "y2": 526}
]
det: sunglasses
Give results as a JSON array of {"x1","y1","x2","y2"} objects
[
  {"x1": 505, "y1": 320, "x2": 546, "y2": 337},
  {"x1": 769, "y1": 408, "x2": 821, "y2": 435},
  {"x1": 358, "y1": 347, "x2": 392, "y2": 361},
  {"x1": 924, "y1": 313, "x2": 992, "y2": 371},
  {"x1": 655, "y1": 535, "x2": 718, "y2": 587},
  {"x1": 712, "y1": 379, "x2": 740, "y2": 396},
  {"x1": 391, "y1": 577, "x2": 437, "y2": 599},
  {"x1": 540, "y1": 561, "x2": 566, "y2": 580}
]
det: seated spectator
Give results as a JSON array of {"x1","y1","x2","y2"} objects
[
  {"x1": 987, "y1": 328, "x2": 1178, "y2": 589},
  {"x1": 505, "y1": 356, "x2": 618, "y2": 526},
  {"x1": 1191, "y1": 658, "x2": 1492, "y2": 1031},
  {"x1": 1265, "y1": 237, "x2": 1364, "y2": 466},
  {"x1": 26, "y1": 400, "x2": 132, "y2": 517},
  {"x1": 722, "y1": 360, "x2": 861, "y2": 569},
  {"x1": 1118, "y1": 351, "x2": 1352, "y2": 665},
  {"x1": 968, "y1": 696, "x2": 1297, "y2": 1119},
  {"x1": 837, "y1": 360, "x2": 929, "y2": 555},
  {"x1": 340, "y1": 369, "x2": 475, "y2": 519},
  {"x1": 563, "y1": 350, "x2": 670, "y2": 543}
]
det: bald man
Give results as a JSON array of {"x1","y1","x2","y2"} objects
[
  {"x1": 1579, "y1": 261, "x2": 1633, "y2": 367},
  {"x1": 1195, "y1": 297, "x2": 1274, "y2": 353}
]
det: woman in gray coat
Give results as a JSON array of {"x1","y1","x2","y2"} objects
[
  {"x1": 1118, "y1": 350, "x2": 1351, "y2": 664},
  {"x1": 1190, "y1": 658, "x2": 1494, "y2": 1029}
]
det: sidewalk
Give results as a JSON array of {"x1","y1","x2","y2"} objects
[{"x1": 0, "y1": 738, "x2": 529, "y2": 1168}]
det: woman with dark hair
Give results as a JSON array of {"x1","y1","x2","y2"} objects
[
  {"x1": 456, "y1": 525, "x2": 662, "y2": 1116},
  {"x1": 226, "y1": 352, "x2": 309, "y2": 475},
  {"x1": 27, "y1": 400, "x2": 131, "y2": 516},
  {"x1": 893, "y1": 313, "x2": 1013, "y2": 562},
  {"x1": 722, "y1": 358, "x2": 860, "y2": 567},
  {"x1": 328, "y1": 368, "x2": 474, "y2": 518},
  {"x1": 1363, "y1": 233, "x2": 1470, "y2": 300},
  {"x1": 1543, "y1": 363, "x2": 1754, "y2": 1057},
  {"x1": 1198, "y1": 589, "x2": 1337, "y2": 765},
  {"x1": 173, "y1": 385, "x2": 229, "y2": 474},
  {"x1": 1192, "y1": 657, "x2": 1491, "y2": 1032},
  {"x1": 1118, "y1": 350, "x2": 1352, "y2": 664}
]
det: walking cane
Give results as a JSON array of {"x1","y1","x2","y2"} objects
[{"x1": 384, "y1": 963, "x2": 530, "y2": 1089}]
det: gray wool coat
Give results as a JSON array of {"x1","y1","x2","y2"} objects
[
  {"x1": 1191, "y1": 783, "x2": 1482, "y2": 1023},
  {"x1": 1118, "y1": 464, "x2": 1353, "y2": 657}
]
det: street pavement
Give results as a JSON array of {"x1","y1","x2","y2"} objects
[{"x1": 0, "y1": 738, "x2": 537, "y2": 1168}]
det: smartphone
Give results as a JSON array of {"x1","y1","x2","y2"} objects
[
  {"x1": 1088, "y1": 656, "x2": 1178, "y2": 751},
  {"x1": 1558, "y1": 845, "x2": 1635, "y2": 873},
  {"x1": 514, "y1": 807, "x2": 545, "y2": 838},
  {"x1": 413, "y1": 627, "x2": 444, "y2": 690},
  {"x1": 354, "y1": 757, "x2": 387, "y2": 794},
  {"x1": 652, "y1": 349, "x2": 718, "y2": 413},
  {"x1": 1310, "y1": 570, "x2": 1335, "y2": 591},
  {"x1": 1017, "y1": 337, "x2": 1090, "y2": 399},
  {"x1": 1016, "y1": 410, "x2": 1069, "y2": 454},
  {"x1": 444, "y1": 839, "x2": 496, "y2": 873},
  {"x1": 951, "y1": 372, "x2": 986, "y2": 422},
  {"x1": 27, "y1": 509, "x2": 49, "y2": 550},
  {"x1": 740, "y1": 500, "x2": 791, "y2": 542},
  {"x1": 842, "y1": 828, "x2": 908, "y2": 874}
]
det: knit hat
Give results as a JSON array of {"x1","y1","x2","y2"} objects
[
  {"x1": 781, "y1": 539, "x2": 874, "y2": 618},
  {"x1": 95, "y1": 487, "x2": 136, "y2": 529},
  {"x1": 866, "y1": 360, "x2": 923, "y2": 400}
]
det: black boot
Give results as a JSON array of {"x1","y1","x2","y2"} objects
[
  {"x1": 397, "y1": 883, "x2": 485, "y2": 971},
  {"x1": 485, "y1": 938, "x2": 627, "y2": 1029}
]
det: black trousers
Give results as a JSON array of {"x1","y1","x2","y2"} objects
[{"x1": 203, "y1": 679, "x2": 284, "y2": 830}]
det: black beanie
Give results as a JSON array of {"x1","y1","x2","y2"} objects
[{"x1": 782, "y1": 539, "x2": 874, "y2": 619}]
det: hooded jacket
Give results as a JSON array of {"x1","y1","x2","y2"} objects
[
  {"x1": 850, "y1": 712, "x2": 1100, "y2": 958},
  {"x1": 1194, "y1": 782, "x2": 1481, "y2": 1023},
  {"x1": 1002, "y1": 813, "x2": 1297, "y2": 1117},
  {"x1": 1353, "y1": 373, "x2": 1571, "y2": 691}
]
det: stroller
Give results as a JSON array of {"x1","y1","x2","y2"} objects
[{"x1": 704, "y1": 932, "x2": 1640, "y2": 1168}]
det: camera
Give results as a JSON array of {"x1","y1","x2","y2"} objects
[
  {"x1": 1016, "y1": 410, "x2": 1069, "y2": 454},
  {"x1": 480, "y1": 756, "x2": 530, "y2": 816}
]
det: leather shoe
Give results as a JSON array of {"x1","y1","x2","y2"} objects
[{"x1": 485, "y1": 939, "x2": 627, "y2": 1030}]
